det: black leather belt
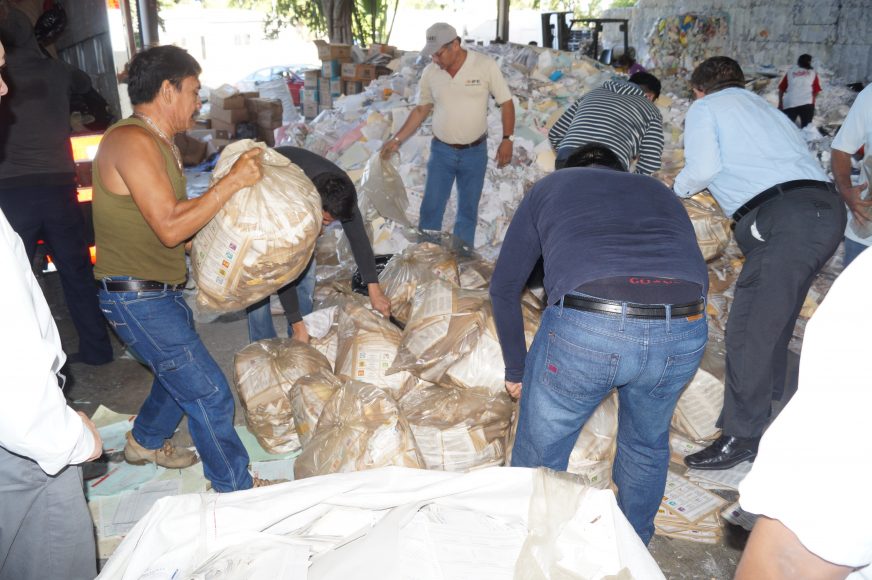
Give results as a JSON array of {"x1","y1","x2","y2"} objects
[
  {"x1": 563, "y1": 295, "x2": 705, "y2": 319},
  {"x1": 97, "y1": 279, "x2": 186, "y2": 292},
  {"x1": 433, "y1": 133, "x2": 487, "y2": 149},
  {"x1": 732, "y1": 179, "x2": 834, "y2": 223}
]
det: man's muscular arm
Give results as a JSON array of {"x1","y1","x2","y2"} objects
[{"x1": 97, "y1": 126, "x2": 263, "y2": 247}]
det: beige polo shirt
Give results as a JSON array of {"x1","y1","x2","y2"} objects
[{"x1": 417, "y1": 50, "x2": 512, "y2": 145}]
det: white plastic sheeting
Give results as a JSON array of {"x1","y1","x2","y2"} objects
[{"x1": 97, "y1": 467, "x2": 664, "y2": 580}]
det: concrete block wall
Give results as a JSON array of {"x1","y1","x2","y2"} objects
[{"x1": 603, "y1": 0, "x2": 872, "y2": 83}]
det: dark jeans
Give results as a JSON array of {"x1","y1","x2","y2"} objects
[
  {"x1": 782, "y1": 104, "x2": 815, "y2": 128},
  {"x1": 512, "y1": 298, "x2": 707, "y2": 543},
  {"x1": 721, "y1": 185, "x2": 845, "y2": 438},
  {"x1": 98, "y1": 279, "x2": 251, "y2": 491},
  {"x1": 0, "y1": 184, "x2": 112, "y2": 363}
]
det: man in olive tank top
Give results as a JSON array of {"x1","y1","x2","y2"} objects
[{"x1": 93, "y1": 45, "x2": 265, "y2": 492}]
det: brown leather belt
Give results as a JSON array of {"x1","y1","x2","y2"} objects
[
  {"x1": 433, "y1": 133, "x2": 487, "y2": 149},
  {"x1": 732, "y1": 179, "x2": 835, "y2": 223},
  {"x1": 563, "y1": 294, "x2": 705, "y2": 319},
  {"x1": 96, "y1": 279, "x2": 186, "y2": 292}
]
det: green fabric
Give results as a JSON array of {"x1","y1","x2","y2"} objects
[{"x1": 92, "y1": 117, "x2": 188, "y2": 285}]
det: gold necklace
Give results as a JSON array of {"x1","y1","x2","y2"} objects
[{"x1": 132, "y1": 112, "x2": 183, "y2": 173}]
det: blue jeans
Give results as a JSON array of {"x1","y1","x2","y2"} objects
[
  {"x1": 843, "y1": 237, "x2": 869, "y2": 268},
  {"x1": 246, "y1": 256, "x2": 316, "y2": 342},
  {"x1": 511, "y1": 297, "x2": 708, "y2": 543},
  {"x1": 420, "y1": 138, "x2": 488, "y2": 246},
  {"x1": 98, "y1": 278, "x2": 251, "y2": 492}
]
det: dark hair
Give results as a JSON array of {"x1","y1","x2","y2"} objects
[
  {"x1": 629, "y1": 71, "x2": 661, "y2": 100},
  {"x1": 311, "y1": 172, "x2": 356, "y2": 222},
  {"x1": 690, "y1": 56, "x2": 745, "y2": 95},
  {"x1": 798, "y1": 54, "x2": 813, "y2": 69},
  {"x1": 127, "y1": 45, "x2": 201, "y2": 105},
  {"x1": 564, "y1": 143, "x2": 626, "y2": 171}
]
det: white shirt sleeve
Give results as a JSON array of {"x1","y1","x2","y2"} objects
[
  {"x1": 673, "y1": 99, "x2": 722, "y2": 198},
  {"x1": 487, "y1": 58, "x2": 513, "y2": 106},
  {"x1": 417, "y1": 64, "x2": 435, "y2": 107},
  {"x1": 0, "y1": 209, "x2": 96, "y2": 475},
  {"x1": 832, "y1": 86, "x2": 871, "y2": 155}
]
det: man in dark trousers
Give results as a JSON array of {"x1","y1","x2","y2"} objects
[
  {"x1": 490, "y1": 144, "x2": 708, "y2": 543},
  {"x1": 674, "y1": 57, "x2": 845, "y2": 470},
  {"x1": 246, "y1": 146, "x2": 390, "y2": 343},
  {"x1": 0, "y1": 7, "x2": 112, "y2": 365}
]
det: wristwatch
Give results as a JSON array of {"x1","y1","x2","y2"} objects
[{"x1": 502, "y1": 134, "x2": 514, "y2": 142}]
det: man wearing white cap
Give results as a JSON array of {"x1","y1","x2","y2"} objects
[{"x1": 381, "y1": 22, "x2": 514, "y2": 246}]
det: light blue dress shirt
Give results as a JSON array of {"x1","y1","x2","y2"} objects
[{"x1": 674, "y1": 87, "x2": 828, "y2": 218}]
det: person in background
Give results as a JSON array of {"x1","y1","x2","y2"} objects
[
  {"x1": 380, "y1": 22, "x2": 514, "y2": 247},
  {"x1": 246, "y1": 146, "x2": 390, "y2": 343},
  {"x1": 548, "y1": 72, "x2": 663, "y2": 172},
  {"x1": 92, "y1": 45, "x2": 265, "y2": 491},
  {"x1": 736, "y1": 248, "x2": 872, "y2": 580},
  {"x1": 0, "y1": 6, "x2": 113, "y2": 365},
  {"x1": 490, "y1": 144, "x2": 708, "y2": 543},
  {"x1": 830, "y1": 84, "x2": 872, "y2": 267},
  {"x1": 0, "y1": 39, "x2": 104, "y2": 580},
  {"x1": 674, "y1": 56, "x2": 845, "y2": 471},
  {"x1": 778, "y1": 54, "x2": 822, "y2": 129}
]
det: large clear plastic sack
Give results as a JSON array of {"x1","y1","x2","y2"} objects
[
  {"x1": 671, "y1": 368, "x2": 724, "y2": 442},
  {"x1": 334, "y1": 301, "x2": 415, "y2": 399},
  {"x1": 233, "y1": 338, "x2": 331, "y2": 453},
  {"x1": 289, "y1": 368, "x2": 343, "y2": 447},
  {"x1": 191, "y1": 140, "x2": 323, "y2": 313},
  {"x1": 566, "y1": 392, "x2": 619, "y2": 490},
  {"x1": 390, "y1": 280, "x2": 540, "y2": 394},
  {"x1": 358, "y1": 153, "x2": 412, "y2": 226},
  {"x1": 378, "y1": 242, "x2": 460, "y2": 324},
  {"x1": 294, "y1": 380, "x2": 423, "y2": 478},
  {"x1": 399, "y1": 386, "x2": 514, "y2": 471},
  {"x1": 682, "y1": 193, "x2": 732, "y2": 262}
]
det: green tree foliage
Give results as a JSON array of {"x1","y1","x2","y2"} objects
[{"x1": 232, "y1": 0, "x2": 398, "y2": 45}]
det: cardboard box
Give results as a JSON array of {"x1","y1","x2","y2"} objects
[
  {"x1": 368, "y1": 43, "x2": 397, "y2": 57},
  {"x1": 303, "y1": 69, "x2": 321, "y2": 90},
  {"x1": 210, "y1": 106, "x2": 248, "y2": 124},
  {"x1": 341, "y1": 63, "x2": 376, "y2": 81},
  {"x1": 256, "y1": 110, "x2": 283, "y2": 129},
  {"x1": 344, "y1": 80, "x2": 364, "y2": 95},
  {"x1": 245, "y1": 97, "x2": 283, "y2": 116},
  {"x1": 318, "y1": 88, "x2": 333, "y2": 109},
  {"x1": 314, "y1": 39, "x2": 352, "y2": 60},
  {"x1": 256, "y1": 125, "x2": 276, "y2": 147},
  {"x1": 209, "y1": 118, "x2": 236, "y2": 139},
  {"x1": 321, "y1": 59, "x2": 349, "y2": 79},
  {"x1": 329, "y1": 78, "x2": 342, "y2": 95},
  {"x1": 174, "y1": 133, "x2": 209, "y2": 166},
  {"x1": 212, "y1": 137, "x2": 232, "y2": 150},
  {"x1": 301, "y1": 88, "x2": 318, "y2": 105},
  {"x1": 209, "y1": 91, "x2": 245, "y2": 110},
  {"x1": 302, "y1": 102, "x2": 319, "y2": 118},
  {"x1": 240, "y1": 91, "x2": 259, "y2": 99}
]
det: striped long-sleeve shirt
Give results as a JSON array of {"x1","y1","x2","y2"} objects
[{"x1": 548, "y1": 80, "x2": 664, "y2": 175}]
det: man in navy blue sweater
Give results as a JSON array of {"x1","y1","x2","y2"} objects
[{"x1": 490, "y1": 144, "x2": 708, "y2": 543}]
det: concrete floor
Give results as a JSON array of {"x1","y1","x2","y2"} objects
[{"x1": 44, "y1": 270, "x2": 786, "y2": 579}]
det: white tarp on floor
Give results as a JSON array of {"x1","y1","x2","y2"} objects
[{"x1": 97, "y1": 466, "x2": 664, "y2": 580}]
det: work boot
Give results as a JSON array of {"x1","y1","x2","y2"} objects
[{"x1": 123, "y1": 431, "x2": 199, "y2": 469}]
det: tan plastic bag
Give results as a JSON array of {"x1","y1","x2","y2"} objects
[
  {"x1": 294, "y1": 381, "x2": 423, "y2": 478},
  {"x1": 378, "y1": 242, "x2": 460, "y2": 324},
  {"x1": 390, "y1": 280, "x2": 541, "y2": 394},
  {"x1": 334, "y1": 301, "x2": 415, "y2": 398},
  {"x1": 682, "y1": 193, "x2": 732, "y2": 262},
  {"x1": 289, "y1": 368, "x2": 343, "y2": 447},
  {"x1": 566, "y1": 392, "x2": 619, "y2": 490},
  {"x1": 400, "y1": 386, "x2": 514, "y2": 471},
  {"x1": 358, "y1": 153, "x2": 412, "y2": 226},
  {"x1": 671, "y1": 368, "x2": 724, "y2": 442},
  {"x1": 233, "y1": 338, "x2": 331, "y2": 453},
  {"x1": 191, "y1": 140, "x2": 323, "y2": 313}
]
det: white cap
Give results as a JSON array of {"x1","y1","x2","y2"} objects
[{"x1": 421, "y1": 22, "x2": 458, "y2": 58}]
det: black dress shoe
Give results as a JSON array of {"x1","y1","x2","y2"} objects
[{"x1": 684, "y1": 435, "x2": 760, "y2": 470}]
